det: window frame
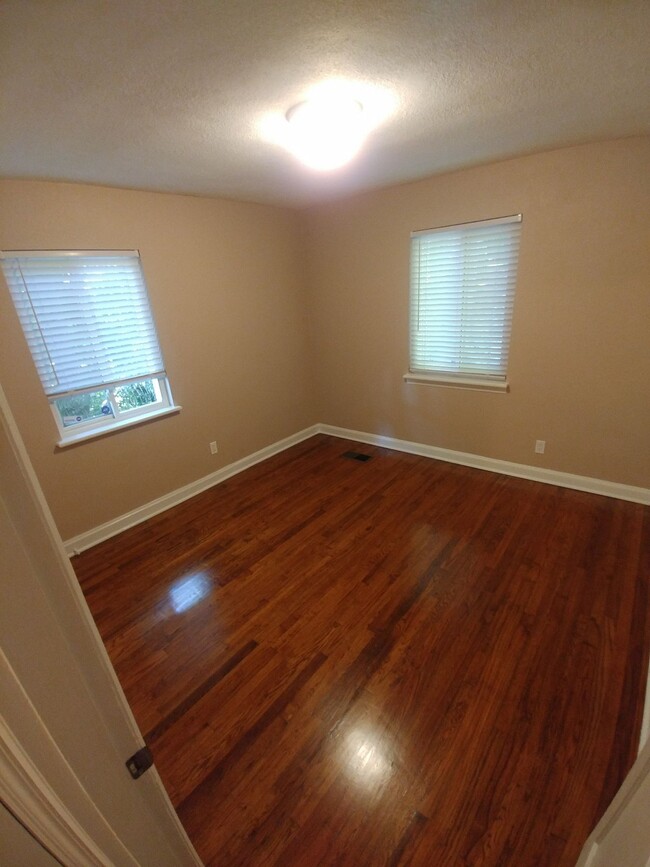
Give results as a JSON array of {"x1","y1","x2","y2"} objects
[
  {"x1": 406, "y1": 214, "x2": 522, "y2": 392},
  {"x1": 49, "y1": 374, "x2": 176, "y2": 446},
  {"x1": 1, "y1": 249, "x2": 181, "y2": 446}
]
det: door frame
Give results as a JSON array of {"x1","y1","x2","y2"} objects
[
  {"x1": 0, "y1": 647, "x2": 130, "y2": 867},
  {"x1": 0, "y1": 383, "x2": 201, "y2": 866},
  {"x1": 575, "y1": 735, "x2": 650, "y2": 866}
]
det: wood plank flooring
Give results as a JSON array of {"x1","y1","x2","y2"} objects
[{"x1": 74, "y1": 434, "x2": 650, "y2": 867}]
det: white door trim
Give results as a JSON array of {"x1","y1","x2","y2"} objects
[
  {"x1": 0, "y1": 383, "x2": 202, "y2": 866},
  {"x1": 574, "y1": 730, "x2": 650, "y2": 865},
  {"x1": 0, "y1": 648, "x2": 129, "y2": 867},
  {"x1": 0, "y1": 384, "x2": 145, "y2": 747}
]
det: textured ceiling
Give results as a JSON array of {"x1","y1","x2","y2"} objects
[{"x1": 1, "y1": 0, "x2": 649, "y2": 207}]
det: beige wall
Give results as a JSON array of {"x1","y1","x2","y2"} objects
[
  {"x1": 0, "y1": 180, "x2": 317, "y2": 539},
  {"x1": 1, "y1": 138, "x2": 648, "y2": 542},
  {"x1": 304, "y1": 137, "x2": 650, "y2": 488}
]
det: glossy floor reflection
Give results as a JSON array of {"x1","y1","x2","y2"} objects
[
  {"x1": 74, "y1": 435, "x2": 650, "y2": 866},
  {"x1": 168, "y1": 572, "x2": 212, "y2": 614}
]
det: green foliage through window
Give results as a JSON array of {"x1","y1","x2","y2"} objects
[
  {"x1": 54, "y1": 379, "x2": 159, "y2": 428},
  {"x1": 114, "y1": 380, "x2": 157, "y2": 410},
  {"x1": 55, "y1": 390, "x2": 110, "y2": 427}
]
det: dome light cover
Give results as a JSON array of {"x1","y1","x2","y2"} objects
[
  {"x1": 260, "y1": 80, "x2": 396, "y2": 172},
  {"x1": 285, "y1": 94, "x2": 364, "y2": 170}
]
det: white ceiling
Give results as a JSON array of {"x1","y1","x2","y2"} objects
[{"x1": 1, "y1": 0, "x2": 649, "y2": 208}]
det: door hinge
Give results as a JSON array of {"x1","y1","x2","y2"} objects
[{"x1": 126, "y1": 746, "x2": 154, "y2": 780}]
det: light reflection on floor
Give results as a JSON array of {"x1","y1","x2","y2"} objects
[
  {"x1": 169, "y1": 572, "x2": 212, "y2": 614},
  {"x1": 341, "y1": 726, "x2": 393, "y2": 790}
]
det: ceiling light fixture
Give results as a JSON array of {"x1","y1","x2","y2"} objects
[
  {"x1": 285, "y1": 94, "x2": 364, "y2": 171},
  {"x1": 260, "y1": 80, "x2": 397, "y2": 173}
]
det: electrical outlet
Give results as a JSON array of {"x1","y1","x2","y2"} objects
[
  {"x1": 209, "y1": 441, "x2": 218, "y2": 455},
  {"x1": 535, "y1": 440, "x2": 546, "y2": 454}
]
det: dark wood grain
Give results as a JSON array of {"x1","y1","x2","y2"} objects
[{"x1": 74, "y1": 434, "x2": 650, "y2": 867}]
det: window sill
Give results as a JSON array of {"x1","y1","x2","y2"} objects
[
  {"x1": 56, "y1": 404, "x2": 182, "y2": 448},
  {"x1": 403, "y1": 373, "x2": 509, "y2": 393}
]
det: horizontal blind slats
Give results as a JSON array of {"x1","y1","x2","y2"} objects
[
  {"x1": 410, "y1": 217, "x2": 521, "y2": 378},
  {"x1": 1, "y1": 252, "x2": 165, "y2": 396}
]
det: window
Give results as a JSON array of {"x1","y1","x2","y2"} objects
[
  {"x1": 1, "y1": 250, "x2": 179, "y2": 445},
  {"x1": 407, "y1": 214, "x2": 522, "y2": 391}
]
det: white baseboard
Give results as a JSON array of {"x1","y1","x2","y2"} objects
[
  {"x1": 318, "y1": 424, "x2": 650, "y2": 506},
  {"x1": 65, "y1": 421, "x2": 649, "y2": 555},
  {"x1": 641, "y1": 664, "x2": 650, "y2": 753},
  {"x1": 64, "y1": 425, "x2": 320, "y2": 555}
]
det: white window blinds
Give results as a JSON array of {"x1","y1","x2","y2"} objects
[
  {"x1": 1, "y1": 251, "x2": 166, "y2": 397},
  {"x1": 409, "y1": 215, "x2": 522, "y2": 380}
]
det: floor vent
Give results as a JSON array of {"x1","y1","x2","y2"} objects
[{"x1": 342, "y1": 451, "x2": 373, "y2": 462}]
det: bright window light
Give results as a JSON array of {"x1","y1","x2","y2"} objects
[{"x1": 0, "y1": 250, "x2": 176, "y2": 444}]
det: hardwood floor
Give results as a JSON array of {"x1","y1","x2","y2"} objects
[{"x1": 74, "y1": 434, "x2": 650, "y2": 867}]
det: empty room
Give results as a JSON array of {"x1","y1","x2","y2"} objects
[{"x1": 1, "y1": 2, "x2": 649, "y2": 866}]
